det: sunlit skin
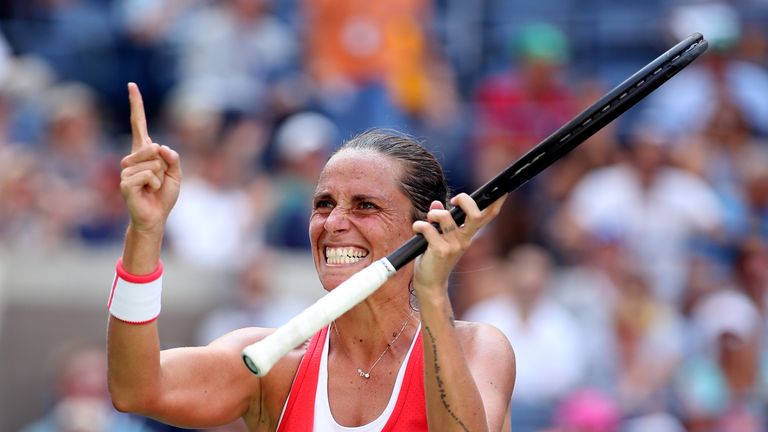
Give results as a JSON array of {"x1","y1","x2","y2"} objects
[
  {"x1": 309, "y1": 150, "x2": 424, "y2": 426},
  {"x1": 109, "y1": 83, "x2": 515, "y2": 432},
  {"x1": 310, "y1": 150, "x2": 416, "y2": 293}
]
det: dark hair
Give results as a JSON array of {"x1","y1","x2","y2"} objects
[{"x1": 336, "y1": 129, "x2": 449, "y2": 221}]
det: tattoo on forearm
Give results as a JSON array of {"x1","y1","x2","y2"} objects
[{"x1": 424, "y1": 325, "x2": 470, "y2": 432}]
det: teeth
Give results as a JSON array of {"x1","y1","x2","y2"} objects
[{"x1": 325, "y1": 247, "x2": 369, "y2": 264}]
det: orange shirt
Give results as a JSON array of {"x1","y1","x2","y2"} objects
[{"x1": 303, "y1": 0, "x2": 432, "y2": 113}]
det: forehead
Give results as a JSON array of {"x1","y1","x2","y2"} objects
[{"x1": 316, "y1": 150, "x2": 404, "y2": 196}]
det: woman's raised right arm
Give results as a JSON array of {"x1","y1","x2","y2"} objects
[{"x1": 107, "y1": 83, "x2": 259, "y2": 428}]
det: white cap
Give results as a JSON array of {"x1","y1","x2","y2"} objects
[
  {"x1": 693, "y1": 289, "x2": 761, "y2": 345},
  {"x1": 275, "y1": 112, "x2": 337, "y2": 160},
  {"x1": 623, "y1": 413, "x2": 686, "y2": 432}
]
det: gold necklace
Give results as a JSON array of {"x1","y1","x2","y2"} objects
[{"x1": 332, "y1": 318, "x2": 411, "y2": 379}]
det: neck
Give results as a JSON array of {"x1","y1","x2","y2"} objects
[{"x1": 331, "y1": 285, "x2": 418, "y2": 366}]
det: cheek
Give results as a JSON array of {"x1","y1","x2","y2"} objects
[
  {"x1": 308, "y1": 215, "x2": 325, "y2": 242},
  {"x1": 308, "y1": 219, "x2": 324, "y2": 267},
  {"x1": 376, "y1": 217, "x2": 414, "y2": 251}
]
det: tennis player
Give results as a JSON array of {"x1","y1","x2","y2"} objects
[{"x1": 107, "y1": 83, "x2": 515, "y2": 431}]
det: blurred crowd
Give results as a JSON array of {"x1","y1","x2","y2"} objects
[{"x1": 1, "y1": 0, "x2": 768, "y2": 431}]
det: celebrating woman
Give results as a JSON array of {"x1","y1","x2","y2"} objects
[{"x1": 107, "y1": 83, "x2": 515, "y2": 431}]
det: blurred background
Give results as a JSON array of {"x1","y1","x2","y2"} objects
[{"x1": 0, "y1": 0, "x2": 767, "y2": 431}]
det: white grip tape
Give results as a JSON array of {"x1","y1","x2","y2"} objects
[{"x1": 242, "y1": 258, "x2": 396, "y2": 376}]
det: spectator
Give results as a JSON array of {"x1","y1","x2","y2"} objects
[
  {"x1": 621, "y1": 412, "x2": 686, "y2": 432},
  {"x1": 463, "y1": 244, "x2": 588, "y2": 432},
  {"x1": 602, "y1": 268, "x2": 685, "y2": 415},
  {"x1": 541, "y1": 80, "x2": 622, "y2": 207},
  {"x1": 42, "y1": 82, "x2": 124, "y2": 245},
  {"x1": 160, "y1": 79, "x2": 226, "y2": 156},
  {"x1": 111, "y1": 0, "x2": 192, "y2": 132},
  {"x1": 164, "y1": 139, "x2": 269, "y2": 269},
  {"x1": 642, "y1": 2, "x2": 768, "y2": 138},
  {"x1": 0, "y1": 146, "x2": 46, "y2": 246},
  {"x1": 406, "y1": 53, "x2": 471, "y2": 192},
  {"x1": 471, "y1": 22, "x2": 577, "y2": 185},
  {"x1": 557, "y1": 125, "x2": 724, "y2": 305},
  {"x1": 739, "y1": 150, "x2": 768, "y2": 240},
  {"x1": 470, "y1": 22, "x2": 581, "y2": 255},
  {"x1": 669, "y1": 89, "x2": 768, "y2": 245},
  {"x1": 173, "y1": 0, "x2": 298, "y2": 114},
  {"x1": 301, "y1": 0, "x2": 436, "y2": 136},
  {"x1": 554, "y1": 236, "x2": 685, "y2": 419},
  {"x1": 265, "y1": 111, "x2": 336, "y2": 250},
  {"x1": 196, "y1": 250, "x2": 308, "y2": 345},
  {"x1": 0, "y1": 55, "x2": 57, "y2": 146},
  {"x1": 11, "y1": 0, "x2": 118, "y2": 97},
  {"x1": 549, "y1": 389, "x2": 621, "y2": 432},
  {"x1": 675, "y1": 288, "x2": 767, "y2": 432},
  {"x1": 19, "y1": 343, "x2": 150, "y2": 432},
  {"x1": 731, "y1": 237, "x2": 768, "y2": 357},
  {"x1": 163, "y1": 84, "x2": 273, "y2": 269}
]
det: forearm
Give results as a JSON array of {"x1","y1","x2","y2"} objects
[
  {"x1": 107, "y1": 225, "x2": 165, "y2": 411},
  {"x1": 418, "y1": 291, "x2": 488, "y2": 432},
  {"x1": 122, "y1": 223, "x2": 164, "y2": 274}
]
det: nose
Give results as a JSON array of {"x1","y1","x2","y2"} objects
[{"x1": 324, "y1": 205, "x2": 351, "y2": 233}]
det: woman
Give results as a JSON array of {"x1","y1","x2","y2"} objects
[{"x1": 108, "y1": 83, "x2": 515, "y2": 431}]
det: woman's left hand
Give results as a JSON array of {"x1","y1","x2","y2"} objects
[{"x1": 411, "y1": 193, "x2": 506, "y2": 299}]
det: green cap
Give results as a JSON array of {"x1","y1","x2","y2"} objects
[{"x1": 513, "y1": 22, "x2": 569, "y2": 63}]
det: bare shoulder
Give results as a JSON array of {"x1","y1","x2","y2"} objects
[
  {"x1": 454, "y1": 320, "x2": 515, "y2": 364},
  {"x1": 454, "y1": 320, "x2": 516, "y2": 399}
]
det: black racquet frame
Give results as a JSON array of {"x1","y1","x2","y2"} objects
[{"x1": 387, "y1": 33, "x2": 708, "y2": 269}]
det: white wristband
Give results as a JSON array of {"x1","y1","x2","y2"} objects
[{"x1": 108, "y1": 258, "x2": 163, "y2": 324}]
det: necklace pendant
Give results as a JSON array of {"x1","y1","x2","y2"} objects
[{"x1": 357, "y1": 368, "x2": 370, "y2": 379}]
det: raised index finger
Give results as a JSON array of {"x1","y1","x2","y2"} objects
[{"x1": 128, "y1": 82, "x2": 151, "y2": 152}]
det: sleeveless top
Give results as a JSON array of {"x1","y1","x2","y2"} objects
[{"x1": 276, "y1": 324, "x2": 428, "y2": 432}]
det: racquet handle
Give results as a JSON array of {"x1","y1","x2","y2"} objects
[
  {"x1": 242, "y1": 258, "x2": 396, "y2": 376},
  {"x1": 242, "y1": 33, "x2": 708, "y2": 376}
]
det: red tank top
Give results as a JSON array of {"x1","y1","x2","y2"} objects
[{"x1": 276, "y1": 325, "x2": 428, "y2": 431}]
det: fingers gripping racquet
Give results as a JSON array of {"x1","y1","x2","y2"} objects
[{"x1": 242, "y1": 33, "x2": 709, "y2": 376}]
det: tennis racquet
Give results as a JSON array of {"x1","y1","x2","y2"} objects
[{"x1": 242, "y1": 33, "x2": 709, "y2": 376}]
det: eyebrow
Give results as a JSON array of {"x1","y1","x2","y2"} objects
[
  {"x1": 312, "y1": 191, "x2": 332, "y2": 202},
  {"x1": 351, "y1": 193, "x2": 384, "y2": 203},
  {"x1": 312, "y1": 192, "x2": 386, "y2": 203}
]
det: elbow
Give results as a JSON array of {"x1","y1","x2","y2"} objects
[
  {"x1": 108, "y1": 382, "x2": 157, "y2": 414},
  {"x1": 109, "y1": 389, "x2": 145, "y2": 414},
  {"x1": 110, "y1": 394, "x2": 136, "y2": 414}
]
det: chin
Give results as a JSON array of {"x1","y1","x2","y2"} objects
[{"x1": 318, "y1": 265, "x2": 361, "y2": 291}]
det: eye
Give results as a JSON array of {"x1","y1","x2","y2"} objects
[
  {"x1": 314, "y1": 199, "x2": 333, "y2": 211},
  {"x1": 358, "y1": 201, "x2": 379, "y2": 211}
]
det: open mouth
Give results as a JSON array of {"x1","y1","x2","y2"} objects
[{"x1": 325, "y1": 247, "x2": 369, "y2": 265}]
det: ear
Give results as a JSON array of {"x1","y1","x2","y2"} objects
[{"x1": 429, "y1": 200, "x2": 445, "y2": 211}]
